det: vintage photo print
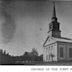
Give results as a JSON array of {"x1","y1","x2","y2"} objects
[{"x1": 0, "y1": 0, "x2": 72, "y2": 67}]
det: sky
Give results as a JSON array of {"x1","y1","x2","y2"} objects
[{"x1": 0, "y1": 0, "x2": 72, "y2": 56}]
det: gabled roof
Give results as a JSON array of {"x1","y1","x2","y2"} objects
[
  {"x1": 43, "y1": 36, "x2": 72, "y2": 47},
  {"x1": 55, "y1": 37, "x2": 72, "y2": 42},
  {"x1": 58, "y1": 37, "x2": 72, "y2": 40}
]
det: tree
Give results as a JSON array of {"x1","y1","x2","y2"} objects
[
  {"x1": 31, "y1": 48, "x2": 38, "y2": 56},
  {"x1": 29, "y1": 48, "x2": 38, "y2": 61},
  {"x1": 24, "y1": 52, "x2": 28, "y2": 56},
  {"x1": 24, "y1": 52, "x2": 29, "y2": 61}
]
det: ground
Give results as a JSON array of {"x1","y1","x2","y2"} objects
[
  {"x1": 1, "y1": 61, "x2": 72, "y2": 65},
  {"x1": 13, "y1": 61, "x2": 72, "y2": 65}
]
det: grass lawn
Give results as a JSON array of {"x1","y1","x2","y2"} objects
[
  {"x1": 1, "y1": 61, "x2": 72, "y2": 65},
  {"x1": 13, "y1": 61, "x2": 72, "y2": 66},
  {"x1": 35, "y1": 61, "x2": 72, "y2": 66}
]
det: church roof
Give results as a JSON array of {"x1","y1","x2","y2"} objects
[
  {"x1": 55, "y1": 37, "x2": 72, "y2": 40},
  {"x1": 43, "y1": 36, "x2": 72, "y2": 47},
  {"x1": 55, "y1": 37, "x2": 72, "y2": 42}
]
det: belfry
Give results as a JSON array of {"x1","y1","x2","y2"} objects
[{"x1": 43, "y1": 2, "x2": 72, "y2": 62}]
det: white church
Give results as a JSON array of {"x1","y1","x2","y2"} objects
[{"x1": 43, "y1": 3, "x2": 72, "y2": 62}]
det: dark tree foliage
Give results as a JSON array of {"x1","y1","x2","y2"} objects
[
  {"x1": 0, "y1": 49, "x2": 43, "y2": 65},
  {"x1": 0, "y1": 49, "x2": 15, "y2": 64}
]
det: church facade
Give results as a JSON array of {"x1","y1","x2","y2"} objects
[{"x1": 43, "y1": 3, "x2": 72, "y2": 62}]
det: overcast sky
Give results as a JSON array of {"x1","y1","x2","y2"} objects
[{"x1": 0, "y1": 0, "x2": 72, "y2": 56}]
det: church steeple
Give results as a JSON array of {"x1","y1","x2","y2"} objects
[{"x1": 48, "y1": 2, "x2": 61, "y2": 38}]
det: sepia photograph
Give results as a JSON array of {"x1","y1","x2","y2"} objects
[{"x1": 0, "y1": 0, "x2": 72, "y2": 66}]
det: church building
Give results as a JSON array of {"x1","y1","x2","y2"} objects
[{"x1": 43, "y1": 3, "x2": 72, "y2": 62}]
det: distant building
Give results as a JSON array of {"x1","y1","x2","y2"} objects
[{"x1": 43, "y1": 3, "x2": 72, "y2": 62}]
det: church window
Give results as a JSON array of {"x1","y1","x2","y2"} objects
[
  {"x1": 60, "y1": 47, "x2": 64, "y2": 58},
  {"x1": 69, "y1": 48, "x2": 72, "y2": 58},
  {"x1": 46, "y1": 55, "x2": 49, "y2": 60}
]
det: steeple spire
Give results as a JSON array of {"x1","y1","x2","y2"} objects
[
  {"x1": 53, "y1": 2, "x2": 56, "y2": 17},
  {"x1": 51, "y1": 2, "x2": 57, "y2": 22}
]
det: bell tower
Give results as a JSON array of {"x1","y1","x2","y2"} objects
[{"x1": 48, "y1": 2, "x2": 61, "y2": 38}]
